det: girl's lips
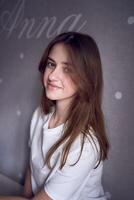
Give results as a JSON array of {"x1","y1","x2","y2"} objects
[{"x1": 47, "y1": 83, "x2": 61, "y2": 89}]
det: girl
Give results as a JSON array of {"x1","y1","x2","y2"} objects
[{"x1": 0, "y1": 32, "x2": 109, "y2": 200}]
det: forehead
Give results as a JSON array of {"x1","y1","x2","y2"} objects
[{"x1": 48, "y1": 43, "x2": 71, "y2": 62}]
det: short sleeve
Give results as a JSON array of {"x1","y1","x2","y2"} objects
[
  {"x1": 44, "y1": 139, "x2": 99, "y2": 200},
  {"x1": 28, "y1": 106, "x2": 41, "y2": 147}
]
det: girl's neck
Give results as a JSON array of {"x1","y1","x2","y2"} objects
[{"x1": 49, "y1": 103, "x2": 69, "y2": 129}]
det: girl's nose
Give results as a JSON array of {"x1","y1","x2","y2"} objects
[{"x1": 48, "y1": 67, "x2": 60, "y2": 81}]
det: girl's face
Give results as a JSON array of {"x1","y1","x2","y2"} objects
[{"x1": 44, "y1": 43, "x2": 77, "y2": 107}]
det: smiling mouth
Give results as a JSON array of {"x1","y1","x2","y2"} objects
[{"x1": 47, "y1": 83, "x2": 61, "y2": 89}]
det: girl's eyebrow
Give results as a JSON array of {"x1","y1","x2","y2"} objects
[
  {"x1": 47, "y1": 57, "x2": 55, "y2": 63},
  {"x1": 47, "y1": 56, "x2": 72, "y2": 66}
]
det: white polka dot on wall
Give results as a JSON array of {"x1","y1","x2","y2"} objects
[
  {"x1": 16, "y1": 109, "x2": 22, "y2": 116},
  {"x1": 115, "y1": 91, "x2": 122, "y2": 100},
  {"x1": 20, "y1": 52, "x2": 24, "y2": 59},
  {"x1": 128, "y1": 16, "x2": 134, "y2": 25}
]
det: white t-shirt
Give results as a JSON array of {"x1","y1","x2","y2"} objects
[{"x1": 29, "y1": 107, "x2": 107, "y2": 200}]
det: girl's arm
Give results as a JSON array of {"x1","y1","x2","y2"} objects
[
  {"x1": 23, "y1": 166, "x2": 33, "y2": 198},
  {"x1": 0, "y1": 198, "x2": 27, "y2": 200},
  {"x1": 0, "y1": 190, "x2": 52, "y2": 200},
  {"x1": 0, "y1": 168, "x2": 52, "y2": 200},
  {"x1": 0, "y1": 166, "x2": 52, "y2": 200},
  {"x1": 22, "y1": 166, "x2": 52, "y2": 199},
  {"x1": 23, "y1": 167, "x2": 52, "y2": 200}
]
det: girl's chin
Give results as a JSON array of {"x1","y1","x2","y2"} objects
[{"x1": 46, "y1": 94, "x2": 59, "y2": 100}]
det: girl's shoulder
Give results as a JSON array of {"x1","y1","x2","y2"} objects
[
  {"x1": 66, "y1": 128, "x2": 100, "y2": 166},
  {"x1": 30, "y1": 106, "x2": 49, "y2": 135},
  {"x1": 31, "y1": 106, "x2": 41, "y2": 119},
  {"x1": 29, "y1": 106, "x2": 51, "y2": 147},
  {"x1": 31, "y1": 106, "x2": 51, "y2": 123},
  {"x1": 69, "y1": 127, "x2": 99, "y2": 151}
]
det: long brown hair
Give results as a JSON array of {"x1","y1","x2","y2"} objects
[{"x1": 38, "y1": 32, "x2": 109, "y2": 169}]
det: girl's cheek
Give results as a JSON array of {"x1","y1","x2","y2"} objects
[
  {"x1": 43, "y1": 73, "x2": 48, "y2": 87},
  {"x1": 44, "y1": 69, "x2": 49, "y2": 79}
]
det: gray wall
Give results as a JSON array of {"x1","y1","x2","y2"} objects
[{"x1": 0, "y1": 0, "x2": 134, "y2": 199}]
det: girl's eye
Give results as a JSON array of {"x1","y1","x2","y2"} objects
[
  {"x1": 64, "y1": 67, "x2": 72, "y2": 73},
  {"x1": 46, "y1": 61, "x2": 55, "y2": 68}
]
